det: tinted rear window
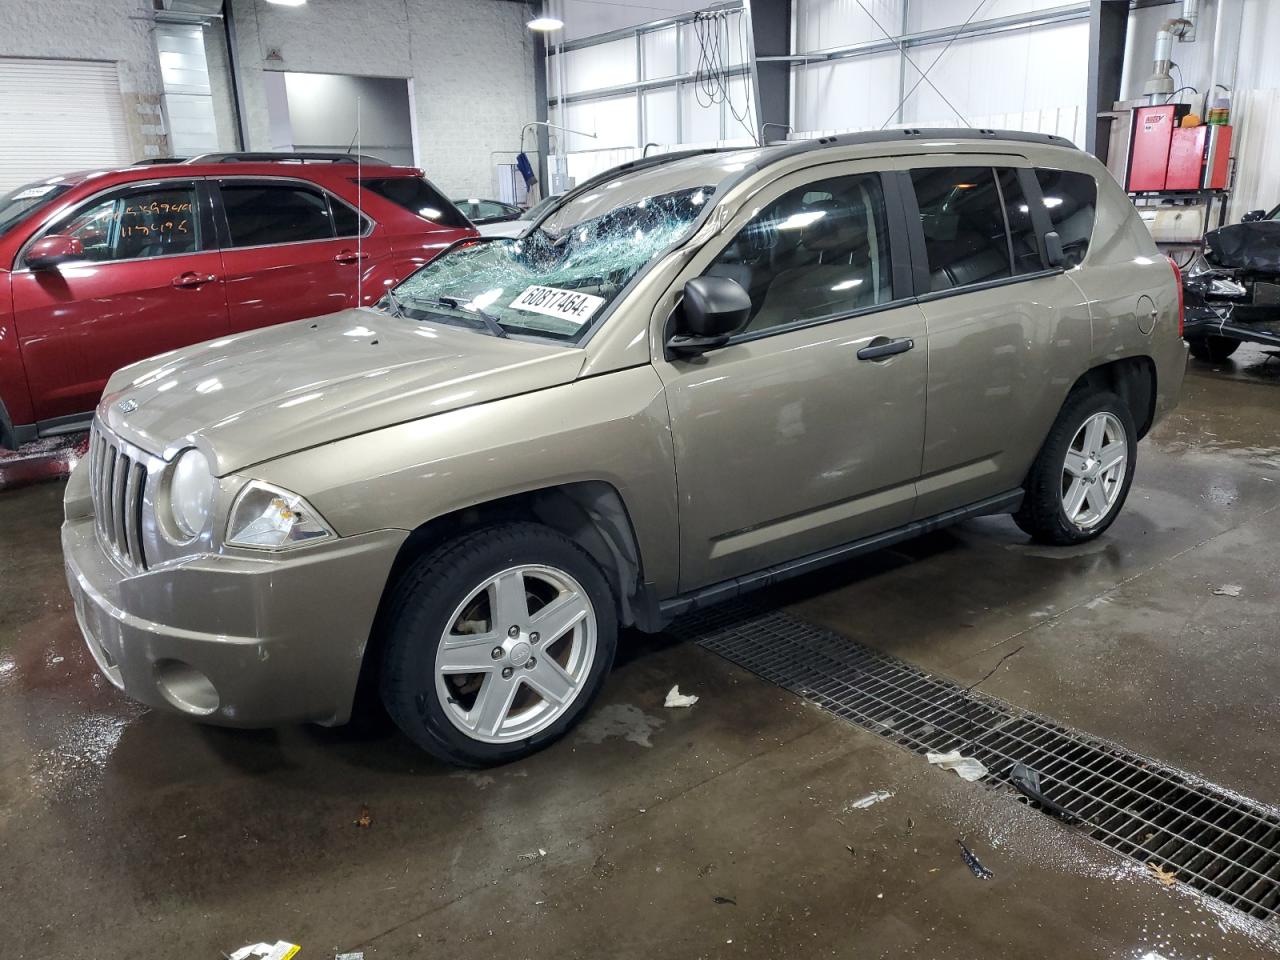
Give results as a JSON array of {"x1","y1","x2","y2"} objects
[
  {"x1": 221, "y1": 183, "x2": 333, "y2": 246},
  {"x1": 360, "y1": 176, "x2": 468, "y2": 228},
  {"x1": 1034, "y1": 169, "x2": 1096, "y2": 268},
  {"x1": 911, "y1": 167, "x2": 1012, "y2": 292}
]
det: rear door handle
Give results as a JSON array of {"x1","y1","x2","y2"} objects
[
  {"x1": 334, "y1": 250, "x2": 369, "y2": 264},
  {"x1": 857, "y1": 336, "x2": 915, "y2": 361},
  {"x1": 171, "y1": 272, "x2": 216, "y2": 288}
]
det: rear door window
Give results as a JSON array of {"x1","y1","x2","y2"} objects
[
  {"x1": 1034, "y1": 169, "x2": 1097, "y2": 268},
  {"x1": 996, "y1": 168, "x2": 1045, "y2": 275},
  {"x1": 360, "y1": 176, "x2": 468, "y2": 228},
  {"x1": 910, "y1": 167, "x2": 1011, "y2": 292},
  {"x1": 219, "y1": 183, "x2": 334, "y2": 247}
]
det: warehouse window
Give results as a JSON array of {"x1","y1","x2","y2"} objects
[
  {"x1": 43, "y1": 185, "x2": 201, "y2": 262},
  {"x1": 220, "y1": 183, "x2": 333, "y2": 247},
  {"x1": 1034, "y1": 169, "x2": 1096, "y2": 268},
  {"x1": 996, "y1": 169, "x2": 1045, "y2": 275},
  {"x1": 911, "y1": 167, "x2": 1012, "y2": 292},
  {"x1": 705, "y1": 173, "x2": 894, "y2": 334}
]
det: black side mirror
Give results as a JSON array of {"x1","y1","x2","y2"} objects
[
  {"x1": 667, "y1": 276, "x2": 751, "y2": 358},
  {"x1": 1044, "y1": 230, "x2": 1066, "y2": 268},
  {"x1": 1241, "y1": 209, "x2": 1267, "y2": 223}
]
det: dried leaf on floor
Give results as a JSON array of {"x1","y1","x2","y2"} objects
[
  {"x1": 353, "y1": 805, "x2": 372, "y2": 829},
  {"x1": 1147, "y1": 862, "x2": 1178, "y2": 887}
]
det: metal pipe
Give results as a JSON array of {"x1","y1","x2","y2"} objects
[{"x1": 1179, "y1": 0, "x2": 1199, "y2": 40}]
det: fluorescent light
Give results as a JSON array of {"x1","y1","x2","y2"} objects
[
  {"x1": 527, "y1": 16, "x2": 564, "y2": 31},
  {"x1": 265, "y1": 0, "x2": 306, "y2": 5}
]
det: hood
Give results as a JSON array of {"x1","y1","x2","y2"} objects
[
  {"x1": 1204, "y1": 221, "x2": 1280, "y2": 274},
  {"x1": 100, "y1": 308, "x2": 586, "y2": 474}
]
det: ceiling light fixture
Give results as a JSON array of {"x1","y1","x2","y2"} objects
[
  {"x1": 265, "y1": 0, "x2": 307, "y2": 6},
  {"x1": 527, "y1": 16, "x2": 564, "y2": 31}
]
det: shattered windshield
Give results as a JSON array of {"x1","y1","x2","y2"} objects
[{"x1": 391, "y1": 184, "x2": 716, "y2": 342}]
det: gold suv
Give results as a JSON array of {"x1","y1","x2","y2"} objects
[{"x1": 62, "y1": 130, "x2": 1187, "y2": 765}]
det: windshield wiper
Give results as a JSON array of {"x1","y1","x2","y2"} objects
[
  {"x1": 381, "y1": 289, "x2": 405, "y2": 317},
  {"x1": 422, "y1": 295, "x2": 508, "y2": 338}
]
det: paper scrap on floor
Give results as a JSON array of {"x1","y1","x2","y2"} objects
[
  {"x1": 1213, "y1": 584, "x2": 1242, "y2": 597},
  {"x1": 228, "y1": 943, "x2": 300, "y2": 960},
  {"x1": 848, "y1": 790, "x2": 893, "y2": 810},
  {"x1": 665, "y1": 685, "x2": 699, "y2": 708},
  {"x1": 926, "y1": 750, "x2": 988, "y2": 782}
]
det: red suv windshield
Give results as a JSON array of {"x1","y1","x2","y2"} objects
[{"x1": 0, "y1": 180, "x2": 74, "y2": 240}]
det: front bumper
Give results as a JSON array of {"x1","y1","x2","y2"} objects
[
  {"x1": 1184, "y1": 305, "x2": 1280, "y2": 347},
  {"x1": 62, "y1": 509, "x2": 407, "y2": 728}
]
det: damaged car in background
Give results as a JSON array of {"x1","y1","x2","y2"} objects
[{"x1": 1183, "y1": 208, "x2": 1280, "y2": 362}]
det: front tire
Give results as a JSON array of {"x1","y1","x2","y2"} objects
[
  {"x1": 1188, "y1": 336, "x2": 1240, "y2": 363},
  {"x1": 379, "y1": 522, "x2": 617, "y2": 767},
  {"x1": 1014, "y1": 389, "x2": 1137, "y2": 545}
]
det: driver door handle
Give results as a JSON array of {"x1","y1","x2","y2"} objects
[
  {"x1": 171, "y1": 272, "x2": 217, "y2": 288},
  {"x1": 334, "y1": 250, "x2": 369, "y2": 264},
  {"x1": 857, "y1": 336, "x2": 915, "y2": 361}
]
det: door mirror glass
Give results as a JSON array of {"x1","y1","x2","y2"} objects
[
  {"x1": 667, "y1": 276, "x2": 751, "y2": 357},
  {"x1": 1044, "y1": 230, "x2": 1066, "y2": 268},
  {"x1": 1242, "y1": 209, "x2": 1267, "y2": 223},
  {"x1": 26, "y1": 234, "x2": 84, "y2": 270}
]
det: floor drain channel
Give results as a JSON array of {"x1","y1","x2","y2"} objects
[{"x1": 671, "y1": 602, "x2": 1280, "y2": 922}]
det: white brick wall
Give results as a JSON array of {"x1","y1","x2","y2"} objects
[
  {"x1": 0, "y1": 0, "x2": 167, "y2": 159},
  {"x1": 230, "y1": 0, "x2": 540, "y2": 197}
]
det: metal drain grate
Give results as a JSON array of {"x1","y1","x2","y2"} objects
[{"x1": 671, "y1": 602, "x2": 1280, "y2": 921}]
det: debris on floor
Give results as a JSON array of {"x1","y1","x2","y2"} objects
[
  {"x1": 227, "y1": 942, "x2": 300, "y2": 960},
  {"x1": 1212, "y1": 584, "x2": 1243, "y2": 597},
  {"x1": 1147, "y1": 862, "x2": 1178, "y2": 887},
  {"x1": 712, "y1": 895, "x2": 737, "y2": 905},
  {"x1": 664, "y1": 685, "x2": 699, "y2": 708},
  {"x1": 957, "y1": 840, "x2": 995, "y2": 880},
  {"x1": 1008, "y1": 762, "x2": 1078, "y2": 823},
  {"x1": 353, "y1": 804, "x2": 372, "y2": 828},
  {"x1": 335, "y1": 953, "x2": 365, "y2": 960},
  {"x1": 925, "y1": 749, "x2": 988, "y2": 782},
  {"x1": 846, "y1": 789, "x2": 893, "y2": 810},
  {"x1": 518, "y1": 848, "x2": 548, "y2": 862}
]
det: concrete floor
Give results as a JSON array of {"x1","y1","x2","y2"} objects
[{"x1": 3, "y1": 348, "x2": 1280, "y2": 959}]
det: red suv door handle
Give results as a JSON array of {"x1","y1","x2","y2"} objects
[
  {"x1": 171, "y1": 272, "x2": 216, "y2": 288},
  {"x1": 334, "y1": 250, "x2": 369, "y2": 264}
]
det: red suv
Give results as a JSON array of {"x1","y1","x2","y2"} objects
[{"x1": 0, "y1": 152, "x2": 475, "y2": 448}]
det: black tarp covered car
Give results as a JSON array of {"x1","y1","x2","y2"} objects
[{"x1": 1184, "y1": 209, "x2": 1280, "y2": 362}]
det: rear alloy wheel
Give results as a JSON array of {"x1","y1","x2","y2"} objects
[
  {"x1": 1188, "y1": 336, "x2": 1240, "y2": 363},
  {"x1": 379, "y1": 523, "x2": 617, "y2": 766},
  {"x1": 1014, "y1": 389, "x2": 1138, "y2": 545}
]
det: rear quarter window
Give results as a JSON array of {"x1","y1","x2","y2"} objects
[
  {"x1": 360, "y1": 176, "x2": 469, "y2": 229},
  {"x1": 1034, "y1": 169, "x2": 1097, "y2": 268}
]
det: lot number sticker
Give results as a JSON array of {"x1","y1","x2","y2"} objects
[{"x1": 509, "y1": 285, "x2": 605, "y2": 327}]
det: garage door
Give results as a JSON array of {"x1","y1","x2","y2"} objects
[{"x1": 0, "y1": 58, "x2": 133, "y2": 193}]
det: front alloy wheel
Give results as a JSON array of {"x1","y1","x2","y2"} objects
[
  {"x1": 380, "y1": 523, "x2": 617, "y2": 766},
  {"x1": 436, "y1": 565, "x2": 596, "y2": 743}
]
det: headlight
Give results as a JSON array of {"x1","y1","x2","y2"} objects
[
  {"x1": 1208, "y1": 277, "x2": 1248, "y2": 299},
  {"x1": 168, "y1": 448, "x2": 214, "y2": 540},
  {"x1": 226, "y1": 481, "x2": 334, "y2": 550}
]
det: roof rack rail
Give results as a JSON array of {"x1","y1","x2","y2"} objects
[
  {"x1": 185, "y1": 152, "x2": 392, "y2": 166},
  {"x1": 132, "y1": 157, "x2": 189, "y2": 165}
]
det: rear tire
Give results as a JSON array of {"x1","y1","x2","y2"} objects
[
  {"x1": 1014, "y1": 389, "x2": 1137, "y2": 545},
  {"x1": 1188, "y1": 336, "x2": 1240, "y2": 363},
  {"x1": 379, "y1": 522, "x2": 617, "y2": 767}
]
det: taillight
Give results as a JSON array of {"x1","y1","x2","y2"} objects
[{"x1": 1168, "y1": 256, "x2": 1185, "y2": 336}]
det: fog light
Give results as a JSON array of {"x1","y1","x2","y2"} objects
[{"x1": 154, "y1": 659, "x2": 219, "y2": 715}]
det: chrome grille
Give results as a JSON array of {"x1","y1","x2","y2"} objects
[{"x1": 88, "y1": 425, "x2": 150, "y2": 570}]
